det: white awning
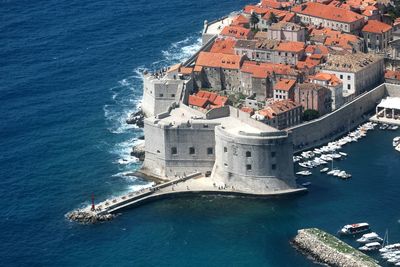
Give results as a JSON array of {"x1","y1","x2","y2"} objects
[{"x1": 377, "y1": 97, "x2": 400, "y2": 109}]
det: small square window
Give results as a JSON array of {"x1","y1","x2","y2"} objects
[
  {"x1": 246, "y1": 164, "x2": 252, "y2": 170},
  {"x1": 347, "y1": 75, "x2": 351, "y2": 80},
  {"x1": 159, "y1": 93, "x2": 164, "y2": 97},
  {"x1": 207, "y1": 147, "x2": 213, "y2": 155},
  {"x1": 171, "y1": 147, "x2": 177, "y2": 155},
  {"x1": 189, "y1": 147, "x2": 195, "y2": 155},
  {"x1": 271, "y1": 151, "x2": 276, "y2": 157},
  {"x1": 224, "y1": 147, "x2": 227, "y2": 153},
  {"x1": 171, "y1": 94, "x2": 175, "y2": 97},
  {"x1": 246, "y1": 151, "x2": 251, "y2": 157},
  {"x1": 272, "y1": 164, "x2": 276, "y2": 170}
]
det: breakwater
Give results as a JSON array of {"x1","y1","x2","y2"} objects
[{"x1": 292, "y1": 228, "x2": 380, "y2": 267}]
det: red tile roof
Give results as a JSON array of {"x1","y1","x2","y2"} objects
[
  {"x1": 189, "y1": 95, "x2": 209, "y2": 108},
  {"x1": 292, "y1": 2, "x2": 364, "y2": 23},
  {"x1": 196, "y1": 52, "x2": 242, "y2": 70},
  {"x1": 241, "y1": 60, "x2": 298, "y2": 77},
  {"x1": 274, "y1": 79, "x2": 296, "y2": 91},
  {"x1": 210, "y1": 38, "x2": 237, "y2": 55},
  {"x1": 276, "y1": 41, "x2": 305, "y2": 53},
  {"x1": 310, "y1": 72, "x2": 342, "y2": 86},
  {"x1": 362, "y1": 20, "x2": 392, "y2": 33},
  {"x1": 241, "y1": 107, "x2": 255, "y2": 114},
  {"x1": 179, "y1": 67, "x2": 193, "y2": 75},
  {"x1": 220, "y1": 25, "x2": 253, "y2": 40},
  {"x1": 230, "y1": 14, "x2": 249, "y2": 27},
  {"x1": 385, "y1": 70, "x2": 400, "y2": 80}
]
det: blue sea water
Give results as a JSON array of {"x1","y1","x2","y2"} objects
[{"x1": 1, "y1": 0, "x2": 400, "y2": 266}]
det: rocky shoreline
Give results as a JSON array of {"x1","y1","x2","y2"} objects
[
  {"x1": 292, "y1": 228, "x2": 380, "y2": 267},
  {"x1": 126, "y1": 109, "x2": 144, "y2": 128},
  {"x1": 131, "y1": 142, "x2": 145, "y2": 161}
]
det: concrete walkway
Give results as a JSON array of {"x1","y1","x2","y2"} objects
[
  {"x1": 370, "y1": 114, "x2": 400, "y2": 126},
  {"x1": 68, "y1": 172, "x2": 306, "y2": 223}
]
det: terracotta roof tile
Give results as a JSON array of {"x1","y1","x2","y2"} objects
[
  {"x1": 292, "y1": 2, "x2": 364, "y2": 23},
  {"x1": 189, "y1": 95, "x2": 209, "y2": 108},
  {"x1": 362, "y1": 20, "x2": 392, "y2": 33},
  {"x1": 220, "y1": 25, "x2": 253, "y2": 40},
  {"x1": 274, "y1": 79, "x2": 296, "y2": 91},
  {"x1": 276, "y1": 41, "x2": 305, "y2": 53},
  {"x1": 210, "y1": 38, "x2": 237, "y2": 55},
  {"x1": 196, "y1": 52, "x2": 242, "y2": 70}
]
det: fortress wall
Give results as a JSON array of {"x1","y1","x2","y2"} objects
[
  {"x1": 212, "y1": 126, "x2": 297, "y2": 193},
  {"x1": 289, "y1": 83, "x2": 388, "y2": 151}
]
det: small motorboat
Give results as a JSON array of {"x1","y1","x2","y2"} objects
[
  {"x1": 393, "y1": 137, "x2": 400, "y2": 147},
  {"x1": 356, "y1": 232, "x2": 383, "y2": 244},
  {"x1": 359, "y1": 242, "x2": 382, "y2": 251},
  {"x1": 296, "y1": 170, "x2": 312, "y2": 176},
  {"x1": 339, "y1": 152, "x2": 347, "y2": 156},
  {"x1": 301, "y1": 182, "x2": 311, "y2": 187},
  {"x1": 320, "y1": 167, "x2": 329, "y2": 173},
  {"x1": 396, "y1": 145, "x2": 400, "y2": 153}
]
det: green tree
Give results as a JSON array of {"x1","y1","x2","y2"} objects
[
  {"x1": 302, "y1": 109, "x2": 320, "y2": 121},
  {"x1": 268, "y1": 12, "x2": 278, "y2": 25},
  {"x1": 250, "y1": 12, "x2": 260, "y2": 29}
]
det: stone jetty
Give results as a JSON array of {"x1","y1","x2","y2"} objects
[
  {"x1": 292, "y1": 228, "x2": 380, "y2": 267},
  {"x1": 67, "y1": 171, "x2": 306, "y2": 224}
]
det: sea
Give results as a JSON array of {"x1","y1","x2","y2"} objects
[{"x1": 1, "y1": 0, "x2": 400, "y2": 266}]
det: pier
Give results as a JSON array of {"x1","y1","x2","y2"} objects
[{"x1": 66, "y1": 172, "x2": 306, "y2": 224}]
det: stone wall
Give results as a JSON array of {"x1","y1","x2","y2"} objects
[{"x1": 289, "y1": 83, "x2": 389, "y2": 151}]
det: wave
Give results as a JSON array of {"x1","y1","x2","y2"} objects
[{"x1": 105, "y1": 33, "x2": 202, "y2": 192}]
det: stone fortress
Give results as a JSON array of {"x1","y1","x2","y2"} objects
[{"x1": 138, "y1": 1, "x2": 400, "y2": 196}]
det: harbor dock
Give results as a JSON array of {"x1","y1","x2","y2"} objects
[{"x1": 66, "y1": 172, "x2": 306, "y2": 224}]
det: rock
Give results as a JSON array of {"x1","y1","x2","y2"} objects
[
  {"x1": 131, "y1": 142, "x2": 145, "y2": 161},
  {"x1": 126, "y1": 109, "x2": 144, "y2": 128}
]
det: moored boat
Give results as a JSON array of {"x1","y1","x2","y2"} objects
[
  {"x1": 339, "y1": 222, "x2": 370, "y2": 235},
  {"x1": 359, "y1": 242, "x2": 382, "y2": 251},
  {"x1": 296, "y1": 170, "x2": 312, "y2": 176},
  {"x1": 320, "y1": 167, "x2": 329, "y2": 173},
  {"x1": 357, "y1": 232, "x2": 383, "y2": 244}
]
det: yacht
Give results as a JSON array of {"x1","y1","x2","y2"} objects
[
  {"x1": 320, "y1": 167, "x2": 329, "y2": 173},
  {"x1": 359, "y1": 242, "x2": 382, "y2": 251},
  {"x1": 296, "y1": 170, "x2": 312, "y2": 176},
  {"x1": 356, "y1": 232, "x2": 383, "y2": 244},
  {"x1": 339, "y1": 222, "x2": 370, "y2": 235},
  {"x1": 339, "y1": 152, "x2": 347, "y2": 156},
  {"x1": 388, "y1": 256, "x2": 400, "y2": 264},
  {"x1": 379, "y1": 243, "x2": 400, "y2": 253},
  {"x1": 389, "y1": 125, "x2": 399, "y2": 131}
]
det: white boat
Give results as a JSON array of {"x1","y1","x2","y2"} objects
[
  {"x1": 296, "y1": 170, "x2": 312, "y2": 176},
  {"x1": 356, "y1": 232, "x2": 383, "y2": 244},
  {"x1": 359, "y1": 242, "x2": 382, "y2": 251},
  {"x1": 302, "y1": 182, "x2": 311, "y2": 186},
  {"x1": 320, "y1": 167, "x2": 329, "y2": 173},
  {"x1": 396, "y1": 145, "x2": 400, "y2": 153},
  {"x1": 379, "y1": 243, "x2": 400, "y2": 253},
  {"x1": 389, "y1": 125, "x2": 399, "y2": 131},
  {"x1": 339, "y1": 222, "x2": 370, "y2": 235},
  {"x1": 339, "y1": 152, "x2": 347, "y2": 156},
  {"x1": 393, "y1": 137, "x2": 400, "y2": 147},
  {"x1": 388, "y1": 256, "x2": 400, "y2": 263}
]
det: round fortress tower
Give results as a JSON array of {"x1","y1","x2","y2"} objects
[{"x1": 212, "y1": 125, "x2": 297, "y2": 193}]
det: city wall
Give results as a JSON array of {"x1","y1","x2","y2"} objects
[{"x1": 289, "y1": 83, "x2": 400, "y2": 151}]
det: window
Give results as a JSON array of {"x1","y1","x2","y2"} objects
[
  {"x1": 347, "y1": 75, "x2": 351, "y2": 80},
  {"x1": 246, "y1": 164, "x2": 252, "y2": 170},
  {"x1": 224, "y1": 147, "x2": 227, "y2": 153},
  {"x1": 340, "y1": 74, "x2": 343, "y2": 79},
  {"x1": 246, "y1": 151, "x2": 251, "y2": 157},
  {"x1": 207, "y1": 147, "x2": 213, "y2": 155},
  {"x1": 171, "y1": 94, "x2": 175, "y2": 97},
  {"x1": 272, "y1": 164, "x2": 276, "y2": 170},
  {"x1": 189, "y1": 147, "x2": 195, "y2": 155},
  {"x1": 203, "y1": 124, "x2": 209, "y2": 128},
  {"x1": 224, "y1": 163, "x2": 228, "y2": 167},
  {"x1": 159, "y1": 93, "x2": 164, "y2": 97},
  {"x1": 347, "y1": 84, "x2": 351, "y2": 90},
  {"x1": 171, "y1": 147, "x2": 177, "y2": 155},
  {"x1": 157, "y1": 150, "x2": 160, "y2": 153},
  {"x1": 271, "y1": 151, "x2": 276, "y2": 157}
]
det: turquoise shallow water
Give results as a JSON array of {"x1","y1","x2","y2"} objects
[{"x1": 1, "y1": 0, "x2": 400, "y2": 266}]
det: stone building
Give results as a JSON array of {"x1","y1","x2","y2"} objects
[
  {"x1": 141, "y1": 67, "x2": 194, "y2": 117},
  {"x1": 259, "y1": 99, "x2": 303, "y2": 129},
  {"x1": 294, "y1": 83, "x2": 332, "y2": 116},
  {"x1": 234, "y1": 39, "x2": 305, "y2": 65},
  {"x1": 195, "y1": 51, "x2": 244, "y2": 91},
  {"x1": 273, "y1": 79, "x2": 296, "y2": 101},
  {"x1": 308, "y1": 72, "x2": 344, "y2": 110},
  {"x1": 362, "y1": 20, "x2": 393, "y2": 52},
  {"x1": 267, "y1": 21, "x2": 306, "y2": 42},
  {"x1": 292, "y1": 2, "x2": 365, "y2": 33},
  {"x1": 322, "y1": 53, "x2": 384, "y2": 98},
  {"x1": 142, "y1": 104, "x2": 298, "y2": 193}
]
